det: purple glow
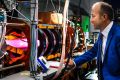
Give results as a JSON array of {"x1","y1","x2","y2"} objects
[{"x1": 6, "y1": 38, "x2": 28, "y2": 49}]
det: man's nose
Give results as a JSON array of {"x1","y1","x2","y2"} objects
[{"x1": 90, "y1": 18, "x2": 93, "y2": 23}]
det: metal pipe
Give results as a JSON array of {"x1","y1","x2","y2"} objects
[
  {"x1": 30, "y1": 0, "x2": 38, "y2": 76},
  {"x1": 6, "y1": 23, "x2": 26, "y2": 26},
  {"x1": 0, "y1": 62, "x2": 25, "y2": 71}
]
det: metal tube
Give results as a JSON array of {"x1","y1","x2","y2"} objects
[{"x1": 0, "y1": 62, "x2": 25, "y2": 71}]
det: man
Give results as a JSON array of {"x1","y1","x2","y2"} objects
[{"x1": 67, "y1": 1, "x2": 120, "y2": 80}]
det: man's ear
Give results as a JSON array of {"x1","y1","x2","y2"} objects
[{"x1": 103, "y1": 13, "x2": 108, "y2": 20}]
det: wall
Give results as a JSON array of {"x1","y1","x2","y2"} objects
[{"x1": 80, "y1": 0, "x2": 100, "y2": 32}]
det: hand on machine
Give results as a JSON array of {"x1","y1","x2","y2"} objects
[{"x1": 64, "y1": 58, "x2": 75, "y2": 69}]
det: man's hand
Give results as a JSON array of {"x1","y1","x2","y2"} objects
[{"x1": 64, "y1": 58, "x2": 75, "y2": 68}]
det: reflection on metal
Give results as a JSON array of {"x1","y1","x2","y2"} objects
[{"x1": 7, "y1": 23, "x2": 26, "y2": 26}]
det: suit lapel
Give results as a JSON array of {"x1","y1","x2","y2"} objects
[
  {"x1": 103, "y1": 23, "x2": 116, "y2": 62},
  {"x1": 104, "y1": 34, "x2": 112, "y2": 56}
]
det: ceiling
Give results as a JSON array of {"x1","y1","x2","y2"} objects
[{"x1": 1, "y1": 0, "x2": 120, "y2": 18}]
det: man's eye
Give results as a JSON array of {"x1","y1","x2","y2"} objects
[{"x1": 91, "y1": 15, "x2": 95, "y2": 18}]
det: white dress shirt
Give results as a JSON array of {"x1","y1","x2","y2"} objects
[{"x1": 101, "y1": 21, "x2": 113, "y2": 62}]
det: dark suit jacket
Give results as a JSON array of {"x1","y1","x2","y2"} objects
[{"x1": 74, "y1": 22, "x2": 120, "y2": 80}]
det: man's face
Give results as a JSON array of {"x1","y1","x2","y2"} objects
[{"x1": 90, "y1": 5, "x2": 104, "y2": 29}]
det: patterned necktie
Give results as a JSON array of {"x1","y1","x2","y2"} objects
[{"x1": 98, "y1": 33, "x2": 103, "y2": 80}]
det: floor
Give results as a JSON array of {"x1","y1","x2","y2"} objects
[{"x1": 0, "y1": 71, "x2": 34, "y2": 80}]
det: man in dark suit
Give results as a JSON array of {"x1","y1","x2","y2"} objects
[{"x1": 67, "y1": 1, "x2": 120, "y2": 80}]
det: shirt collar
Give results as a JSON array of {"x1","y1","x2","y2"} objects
[{"x1": 101, "y1": 21, "x2": 113, "y2": 38}]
